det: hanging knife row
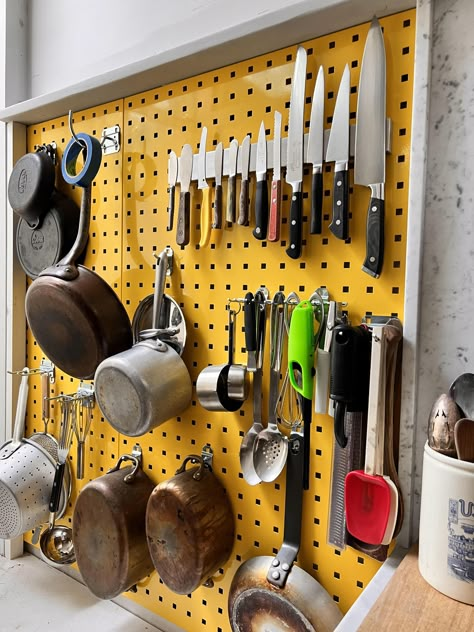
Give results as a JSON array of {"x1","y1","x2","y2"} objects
[
  {"x1": 167, "y1": 18, "x2": 389, "y2": 278},
  {"x1": 195, "y1": 284, "x2": 403, "y2": 552}
]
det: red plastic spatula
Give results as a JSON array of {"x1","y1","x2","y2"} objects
[{"x1": 345, "y1": 324, "x2": 399, "y2": 545}]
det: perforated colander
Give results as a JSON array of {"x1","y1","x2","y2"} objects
[{"x1": 0, "y1": 369, "x2": 67, "y2": 539}]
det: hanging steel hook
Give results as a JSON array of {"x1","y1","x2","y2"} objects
[{"x1": 68, "y1": 110, "x2": 87, "y2": 148}]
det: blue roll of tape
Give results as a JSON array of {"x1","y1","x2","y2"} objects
[{"x1": 61, "y1": 133, "x2": 102, "y2": 187}]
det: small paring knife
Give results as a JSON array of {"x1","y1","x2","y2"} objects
[
  {"x1": 176, "y1": 144, "x2": 193, "y2": 247},
  {"x1": 167, "y1": 150, "x2": 178, "y2": 232},
  {"x1": 213, "y1": 142, "x2": 223, "y2": 229},
  {"x1": 226, "y1": 139, "x2": 239, "y2": 224},
  {"x1": 197, "y1": 127, "x2": 211, "y2": 248},
  {"x1": 238, "y1": 135, "x2": 251, "y2": 226},
  {"x1": 268, "y1": 111, "x2": 282, "y2": 242},
  {"x1": 253, "y1": 122, "x2": 268, "y2": 240}
]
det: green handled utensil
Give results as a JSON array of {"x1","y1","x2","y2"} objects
[{"x1": 288, "y1": 300, "x2": 315, "y2": 489}]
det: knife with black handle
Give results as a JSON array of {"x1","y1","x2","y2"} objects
[
  {"x1": 285, "y1": 46, "x2": 307, "y2": 260},
  {"x1": 307, "y1": 65, "x2": 325, "y2": 235},
  {"x1": 253, "y1": 122, "x2": 268, "y2": 240},
  {"x1": 176, "y1": 144, "x2": 193, "y2": 247}
]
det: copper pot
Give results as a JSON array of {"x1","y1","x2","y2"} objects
[
  {"x1": 72, "y1": 450, "x2": 155, "y2": 599},
  {"x1": 146, "y1": 454, "x2": 235, "y2": 595}
]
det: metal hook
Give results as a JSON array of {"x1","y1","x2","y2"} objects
[{"x1": 68, "y1": 110, "x2": 87, "y2": 148}]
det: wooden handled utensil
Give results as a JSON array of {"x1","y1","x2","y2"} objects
[{"x1": 345, "y1": 324, "x2": 399, "y2": 546}]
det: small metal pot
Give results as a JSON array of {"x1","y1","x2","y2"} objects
[
  {"x1": 94, "y1": 337, "x2": 192, "y2": 436},
  {"x1": 73, "y1": 448, "x2": 155, "y2": 599}
]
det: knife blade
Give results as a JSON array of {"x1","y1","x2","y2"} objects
[
  {"x1": 268, "y1": 111, "x2": 282, "y2": 242},
  {"x1": 213, "y1": 142, "x2": 223, "y2": 229},
  {"x1": 197, "y1": 126, "x2": 211, "y2": 248},
  {"x1": 285, "y1": 46, "x2": 307, "y2": 260},
  {"x1": 326, "y1": 64, "x2": 350, "y2": 241},
  {"x1": 238, "y1": 135, "x2": 251, "y2": 225},
  {"x1": 167, "y1": 150, "x2": 178, "y2": 231},
  {"x1": 307, "y1": 66, "x2": 325, "y2": 235},
  {"x1": 176, "y1": 144, "x2": 193, "y2": 247},
  {"x1": 226, "y1": 139, "x2": 239, "y2": 224},
  {"x1": 355, "y1": 18, "x2": 386, "y2": 278},
  {"x1": 253, "y1": 122, "x2": 268, "y2": 240}
]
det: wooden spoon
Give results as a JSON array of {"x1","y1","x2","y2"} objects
[{"x1": 454, "y1": 418, "x2": 474, "y2": 462}]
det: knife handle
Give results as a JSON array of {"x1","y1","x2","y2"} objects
[
  {"x1": 176, "y1": 191, "x2": 190, "y2": 246},
  {"x1": 238, "y1": 178, "x2": 249, "y2": 225},
  {"x1": 226, "y1": 175, "x2": 236, "y2": 223},
  {"x1": 199, "y1": 186, "x2": 211, "y2": 248},
  {"x1": 329, "y1": 168, "x2": 349, "y2": 240},
  {"x1": 253, "y1": 178, "x2": 268, "y2": 240},
  {"x1": 362, "y1": 196, "x2": 385, "y2": 278},
  {"x1": 285, "y1": 189, "x2": 303, "y2": 259},
  {"x1": 213, "y1": 183, "x2": 222, "y2": 229},
  {"x1": 268, "y1": 179, "x2": 281, "y2": 242},
  {"x1": 167, "y1": 184, "x2": 175, "y2": 231},
  {"x1": 244, "y1": 292, "x2": 257, "y2": 371},
  {"x1": 310, "y1": 170, "x2": 323, "y2": 235}
]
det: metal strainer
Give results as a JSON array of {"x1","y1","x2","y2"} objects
[{"x1": 0, "y1": 369, "x2": 65, "y2": 539}]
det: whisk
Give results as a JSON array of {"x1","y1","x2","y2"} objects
[{"x1": 73, "y1": 395, "x2": 93, "y2": 480}]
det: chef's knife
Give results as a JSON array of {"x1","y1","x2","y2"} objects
[
  {"x1": 268, "y1": 111, "x2": 282, "y2": 242},
  {"x1": 253, "y1": 121, "x2": 268, "y2": 240},
  {"x1": 307, "y1": 66, "x2": 325, "y2": 235},
  {"x1": 167, "y1": 150, "x2": 178, "y2": 232},
  {"x1": 176, "y1": 144, "x2": 193, "y2": 247},
  {"x1": 238, "y1": 135, "x2": 251, "y2": 226},
  {"x1": 213, "y1": 141, "x2": 223, "y2": 229},
  {"x1": 326, "y1": 64, "x2": 350, "y2": 241},
  {"x1": 197, "y1": 127, "x2": 211, "y2": 248},
  {"x1": 355, "y1": 18, "x2": 386, "y2": 278},
  {"x1": 285, "y1": 46, "x2": 307, "y2": 260},
  {"x1": 226, "y1": 139, "x2": 239, "y2": 224}
]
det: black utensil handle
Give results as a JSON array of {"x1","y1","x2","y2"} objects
[
  {"x1": 253, "y1": 178, "x2": 268, "y2": 240},
  {"x1": 285, "y1": 189, "x2": 303, "y2": 259},
  {"x1": 166, "y1": 185, "x2": 175, "y2": 231},
  {"x1": 176, "y1": 191, "x2": 190, "y2": 246},
  {"x1": 213, "y1": 184, "x2": 222, "y2": 229},
  {"x1": 329, "y1": 169, "x2": 349, "y2": 240},
  {"x1": 49, "y1": 461, "x2": 66, "y2": 514},
  {"x1": 302, "y1": 396, "x2": 312, "y2": 490},
  {"x1": 310, "y1": 171, "x2": 323, "y2": 234},
  {"x1": 266, "y1": 428, "x2": 305, "y2": 588},
  {"x1": 238, "y1": 178, "x2": 249, "y2": 225},
  {"x1": 334, "y1": 400, "x2": 348, "y2": 448},
  {"x1": 362, "y1": 197, "x2": 385, "y2": 278},
  {"x1": 244, "y1": 292, "x2": 256, "y2": 353},
  {"x1": 226, "y1": 175, "x2": 236, "y2": 223}
]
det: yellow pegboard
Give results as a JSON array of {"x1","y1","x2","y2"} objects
[{"x1": 22, "y1": 9, "x2": 415, "y2": 631}]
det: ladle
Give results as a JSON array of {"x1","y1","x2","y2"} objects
[
  {"x1": 253, "y1": 292, "x2": 288, "y2": 482},
  {"x1": 40, "y1": 397, "x2": 75, "y2": 565}
]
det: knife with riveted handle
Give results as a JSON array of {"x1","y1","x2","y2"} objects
[
  {"x1": 213, "y1": 142, "x2": 223, "y2": 229},
  {"x1": 326, "y1": 64, "x2": 350, "y2": 241},
  {"x1": 355, "y1": 18, "x2": 386, "y2": 278},
  {"x1": 176, "y1": 144, "x2": 193, "y2": 247},
  {"x1": 307, "y1": 66, "x2": 325, "y2": 235},
  {"x1": 253, "y1": 122, "x2": 268, "y2": 240},
  {"x1": 268, "y1": 111, "x2": 282, "y2": 241},
  {"x1": 285, "y1": 46, "x2": 307, "y2": 260},
  {"x1": 226, "y1": 139, "x2": 239, "y2": 224}
]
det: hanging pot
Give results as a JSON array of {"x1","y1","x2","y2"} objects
[
  {"x1": 24, "y1": 134, "x2": 133, "y2": 380},
  {"x1": 72, "y1": 449, "x2": 155, "y2": 599},
  {"x1": 8, "y1": 145, "x2": 56, "y2": 227},
  {"x1": 94, "y1": 248, "x2": 191, "y2": 436},
  {"x1": 146, "y1": 453, "x2": 235, "y2": 594}
]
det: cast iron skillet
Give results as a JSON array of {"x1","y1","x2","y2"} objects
[
  {"x1": 25, "y1": 134, "x2": 132, "y2": 380},
  {"x1": 228, "y1": 426, "x2": 343, "y2": 631}
]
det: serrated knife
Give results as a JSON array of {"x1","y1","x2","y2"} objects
[
  {"x1": 268, "y1": 111, "x2": 282, "y2": 242},
  {"x1": 285, "y1": 46, "x2": 307, "y2": 260},
  {"x1": 167, "y1": 150, "x2": 178, "y2": 231},
  {"x1": 238, "y1": 135, "x2": 251, "y2": 226},
  {"x1": 213, "y1": 141, "x2": 223, "y2": 229},
  {"x1": 326, "y1": 64, "x2": 350, "y2": 241},
  {"x1": 355, "y1": 18, "x2": 386, "y2": 278},
  {"x1": 197, "y1": 126, "x2": 211, "y2": 248},
  {"x1": 176, "y1": 144, "x2": 193, "y2": 247},
  {"x1": 307, "y1": 66, "x2": 325, "y2": 235},
  {"x1": 253, "y1": 121, "x2": 268, "y2": 240}
]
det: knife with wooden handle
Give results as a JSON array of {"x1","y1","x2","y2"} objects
[
  {"x1": 285, "y1": 46, "x2": 307, "y2": 260},
  {"x1": 268, "y1": 111, "x2": 282, "y2": 242},
  {"x1": 213, "y1": 142, "x2": 223, "y2": 229},
  {"x1": 197, "y1": 127, "x2": 211, "y2": 248},
  {"x1": 355, "y1": 18, "x2": 386, "y2": 278},
  {"x1": 226, "y1": 139, "x2": 239, "y2": 224}
]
